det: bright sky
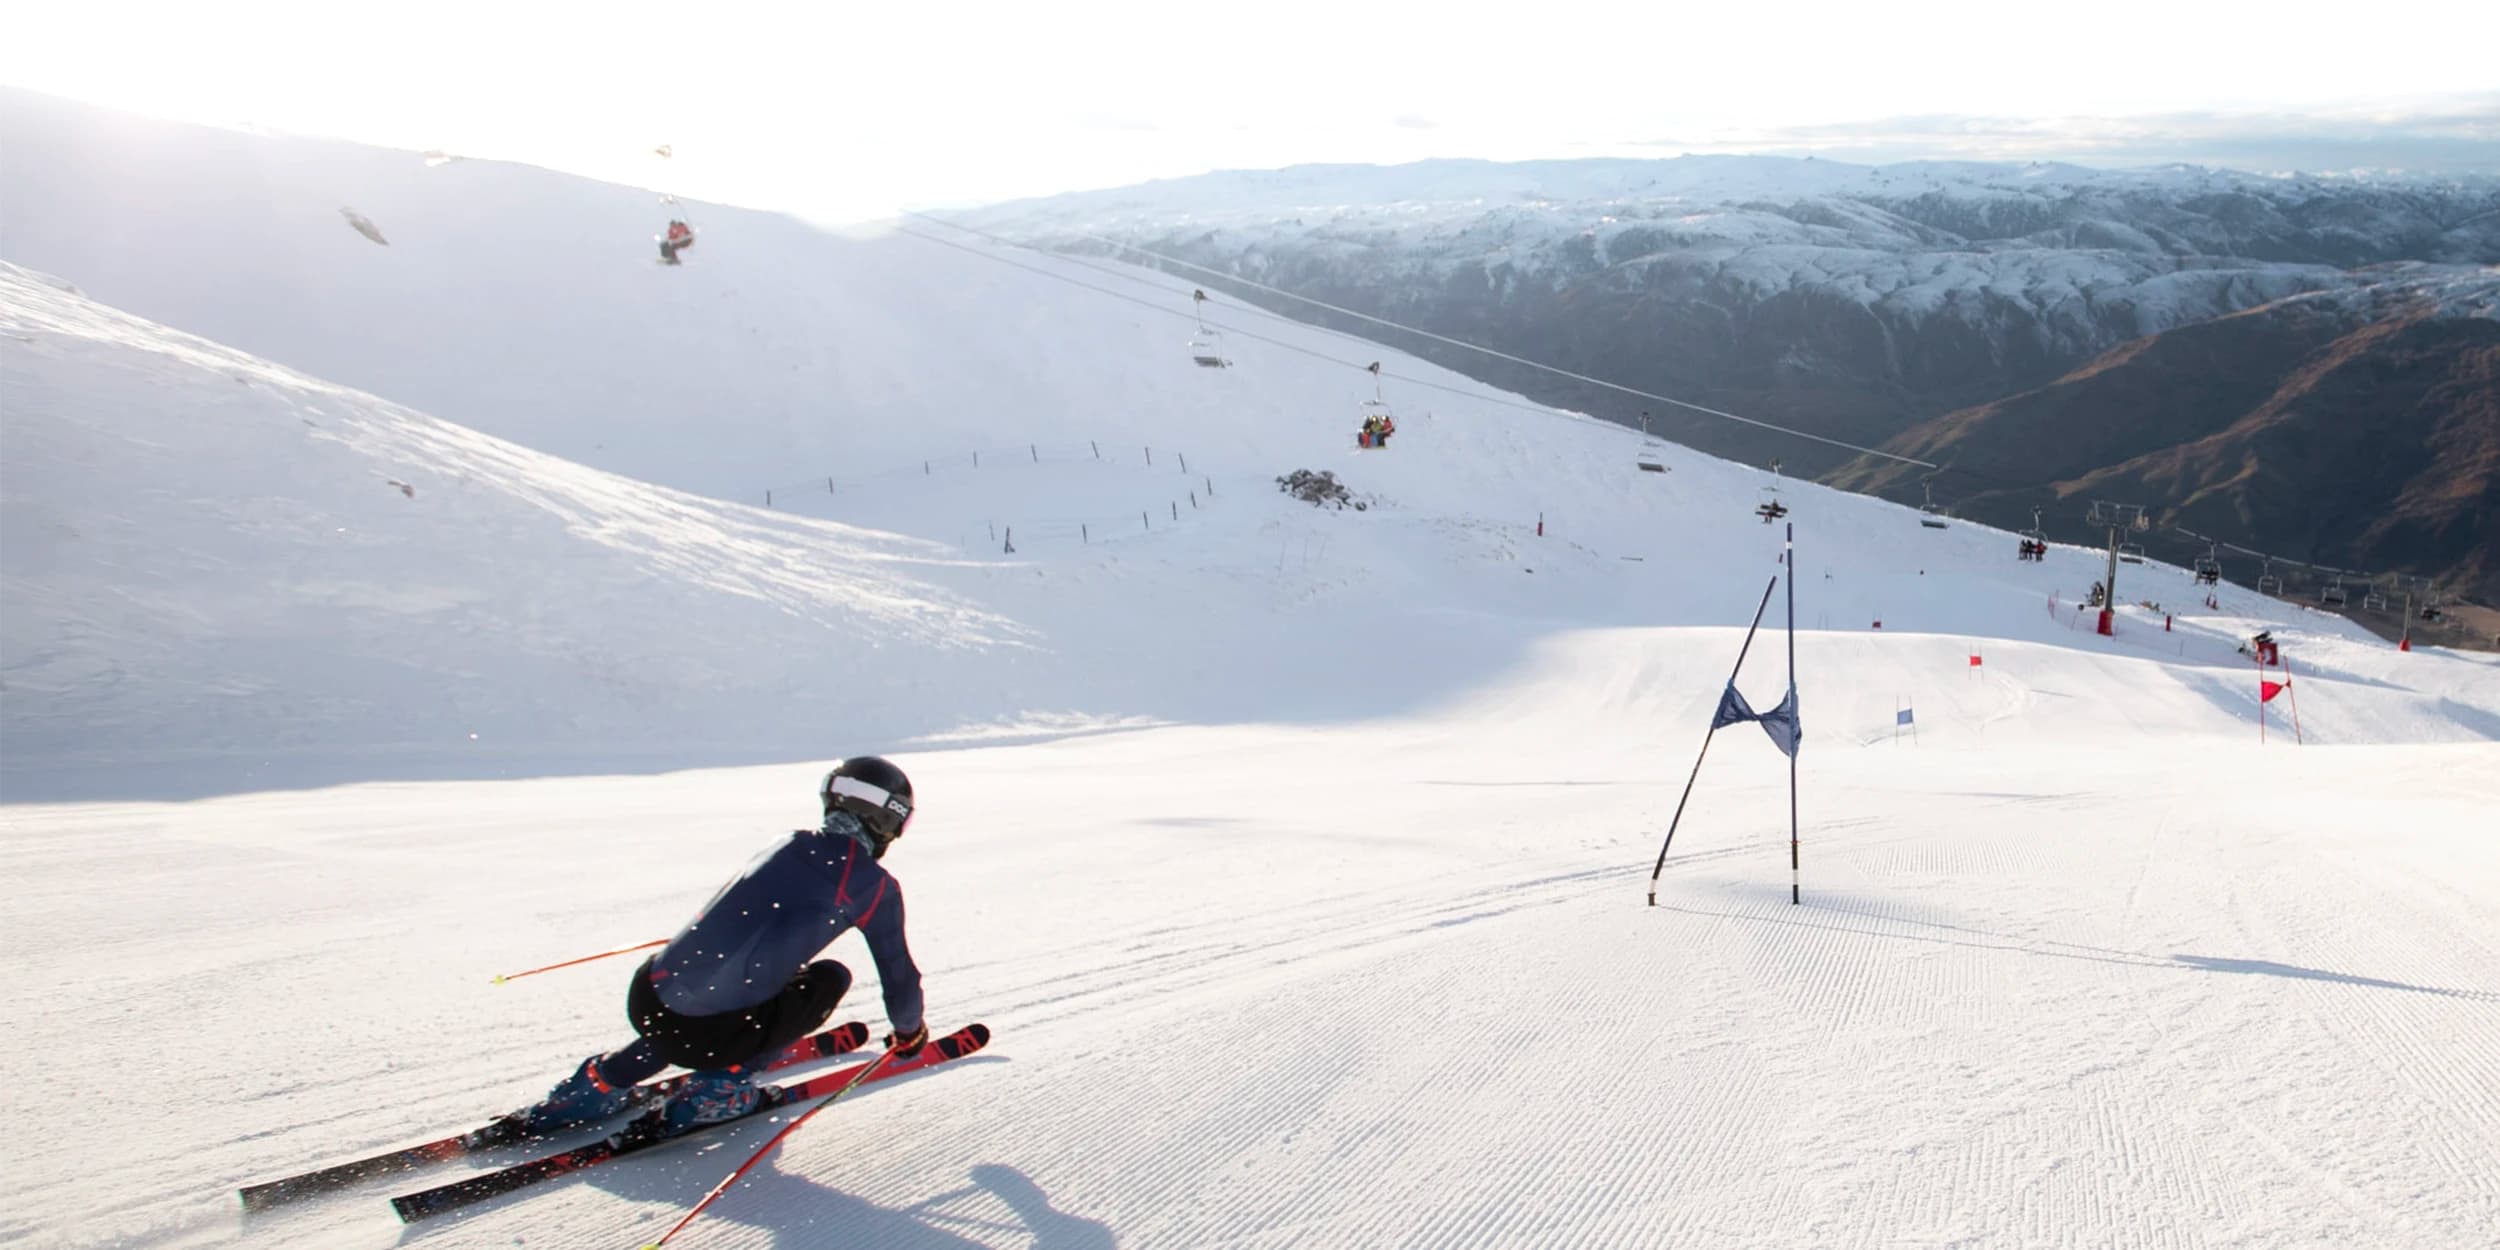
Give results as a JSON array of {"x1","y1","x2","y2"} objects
[{"x1": 10, "y1": 0, "x2": 2500, "y2": 221}]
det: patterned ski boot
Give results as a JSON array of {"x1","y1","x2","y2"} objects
[
  {"x1": 660, "y1": 1066, "x2": 761, "y2": 1133},
  {"x1": 518, "y1": 1054, "x2": 636, "y2": 1133}
]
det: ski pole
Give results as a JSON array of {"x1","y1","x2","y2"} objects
[
  {"x1": 491, "y1": 938, "x2": 666, "y2": 985},
  {"x1": 637, "y1": 1043, "x2": 905, "y2": 1249}
]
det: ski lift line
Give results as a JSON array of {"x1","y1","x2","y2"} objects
[
  {"x1": 904, "y1": 210, "x2": 1937, "y2": 470},
  {"x1": 903, "y1": 219, "x2": 2474, "y2": 608},
  {"x1": 891, "y1": 225, "x2": 1633, "y2": 431}
]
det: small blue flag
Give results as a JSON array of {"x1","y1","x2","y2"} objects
[{"x1": 1897, "y1": 707, "x2": 1915, "y2": 726}]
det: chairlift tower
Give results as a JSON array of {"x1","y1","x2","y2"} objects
[{"x1": 2085, "y1": 500, "x2": 2147, "y2": 629}]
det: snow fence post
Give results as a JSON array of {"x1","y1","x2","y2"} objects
[
  {"x1": 765, "y1": 489, "x2": 773, "y2": 508},
  {"x1": 1179, "y1": 452, "x2": 1188, "y2": 473},
  {"x1": 1003, "y1": 527, "x2": 1013, "y2": 555}
]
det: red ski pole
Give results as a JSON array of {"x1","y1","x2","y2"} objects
[
  {"x1": 636, "y1": 1044, "x2": 904, "y2": 1249},
  {"x1": 491, "y1": 938, "x2": 666, "y2": 985}
]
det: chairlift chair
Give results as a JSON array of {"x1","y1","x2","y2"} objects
[
  {"x1": 2193, "y1": 544, "x2": 2221, "y2": 586},
  {"x1": 1632, "y1": 411, "x2": 1668, "y2": 473},
  {"x1": 1916, "y1": 477, "x2": 1950, "y2": 529},
  {"x1": 1356, "y1": 398, "x2": 1397, "y2": 449},
  {"x1": 2256, "y1": 561, "x2": 2283, "y2": 596},
  {"x1": 1186, "y1": 289, "x2": 1230, "y2": 368},
  {"x1": 2321, "y1": 578, "x2": 2348, "y2": 607},
  {"x1": 2117, "y1": 542, "x2": 2145, "y2": 565},
  {"x1": 2362, "y1": 586, "x2": 2389, "y2": 612}
]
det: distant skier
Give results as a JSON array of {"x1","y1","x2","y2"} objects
[
  {"x1": 659, "y1": 220, "x2": 695, "y2": 265},
  {"x1": 521, "y1": 756, "x2": 928, "y2": 1132}
]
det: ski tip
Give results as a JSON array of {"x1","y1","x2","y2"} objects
[{"x1": 491, "y1": 975, "x2": 508, "y2": 985}]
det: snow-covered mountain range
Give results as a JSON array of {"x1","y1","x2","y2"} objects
[{"x1": 972, "y1": 156, "x2": 2500, "y2": 611}]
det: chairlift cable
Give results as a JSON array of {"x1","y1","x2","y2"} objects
[
  {"x1": 896, "y1": 214, "x2": 2469, "y2": 609},
  {"x1": 903, "y1": 210, "x2": 1935, "y2": 469}
]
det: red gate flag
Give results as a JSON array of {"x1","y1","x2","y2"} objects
[
  {"x1": 1968, "y1": 654, "x2": 1983, "y2": 667},
  {"x1": 2261, "y1": 679, "x2": 2289, "y2": 703}
]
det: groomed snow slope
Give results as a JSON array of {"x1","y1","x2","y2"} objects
[
  {"x1": 5, "y1": 100, "x2": 2499, "y2": 1250},
  {"x1": 6, "y1": 670, "x2": 2497, "y2": 1249},
  {"x1": 4, "y1": 272, "x2": 2498, "y2": 1250},
  {"x1": 9, "y1": 255, "x2": 2496, "y2": 800}
]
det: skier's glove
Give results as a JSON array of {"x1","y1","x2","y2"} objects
[{"x1": 885, "y1": 1023, "x2": 928, "y2": 1059}]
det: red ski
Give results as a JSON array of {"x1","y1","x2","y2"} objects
[
  {"x1": 237, "y1": 1021, "x2": 869, "y2": 1211},
  {"x1": 391, "y1": 1023, "x2": 990, "y2": 1223}
]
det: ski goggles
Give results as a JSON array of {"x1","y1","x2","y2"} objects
[{"x1": 825, "y1": 773, "x2": 913, "y2": 833}]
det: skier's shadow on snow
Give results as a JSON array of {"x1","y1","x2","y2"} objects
[{"x1": 580, "y1": 1155, "x2": 1116, "y2": 1249}]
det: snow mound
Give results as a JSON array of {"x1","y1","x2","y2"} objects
[{"x1": 0, "y1": 262, "x2": 1034, "y2": 795}]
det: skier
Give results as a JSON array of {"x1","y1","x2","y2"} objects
[
  {"x1": 520, "y1": 756, "x2": 928, "y2": 1133},
  {"x1": 659, "y1": 220, "x2": 695, "y2": 265}
]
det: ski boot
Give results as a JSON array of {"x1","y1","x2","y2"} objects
[
  {"x1": 660, "y1": 1067, "x2": 760, "y2": 1133},
  {"x1": 518, "y1": 1054, "x2": 635, "y2": 1133}
]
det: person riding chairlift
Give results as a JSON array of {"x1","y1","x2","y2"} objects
[{"x1": 660, "y1": 219, "x2": 695, "y2": 265}]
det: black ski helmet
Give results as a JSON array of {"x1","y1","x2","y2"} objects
[{"x1": 821, "y1": 756, "x2": 914, "y2": 848}]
